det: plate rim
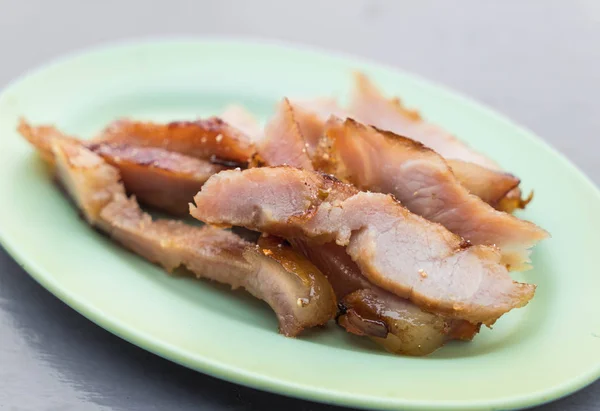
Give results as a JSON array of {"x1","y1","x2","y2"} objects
[{"x1": 1, "y1": 36, "x2": 599, "y2": 411}]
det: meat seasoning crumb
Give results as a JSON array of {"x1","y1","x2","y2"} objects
[
  {"x1": 297, "y1": 297, "x2": 309, "y2": 307},
  {"x1": 418, "y1": 269, "x2": 428, "y2": 278}
]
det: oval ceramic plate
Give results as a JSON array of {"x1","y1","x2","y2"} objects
[{"x1": 0, "y1": 39, "x2": 598, "y2": 411}]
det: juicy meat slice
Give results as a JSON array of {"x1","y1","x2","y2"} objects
[
  {"x1": 349, "y1": 72, "x2": 498, "y2": 168},
  {"x1": 191, "y1": 167, "x2": 536, "y2": 325},
  {"x1": 220, "y1": 105, "x2": 263, "y2": 139},
  {"x1": 18, "y1": 119, "x2": 78, "y2": 166},
  {"x1": 254, "y1": 113, "x2": 480, "y2": 355},
  {"x1": 347, "y1": 73, "x2": 531, "y2": 210},
  {"x1": 291, "y1": 98, "x2": 347, "y2": 155},
  {"x1": 51, "y1": 139, "x2": 126, "y2": 225},
  {"x1": 23, "y1": 127, "x2": 337, "y2": 336},
  {"x1": 293, "y1": 98, "x2": 346, "y2": 122},
  {"x1": 287, "y1": 99, "x2": 524, "y2": 211},
  {"x1": 100, "y1": 196, "x2": 337, "y2": 336},
  {"x1": 447, "y1": 159, "x2": 521, "y2": 207},
  {"x1": 97, "y1": 118, "x2": 255, "y2": 164},
  {"x1": 89, "y1": 143, "x2": 225, "y2": 216},
  {"x1": 315, "y1": 118, "x2": 548, "y2": 270},
  {"x1": 292, "y1": 240, "x2": 479, "y2": 356},
  {"x1": 257, "y1": 99, "x2": 314, "y2": 170},
  {"x1": 339, "y1": 289, "x2": 479, "y2": 353},
  {"x1": 497, "y1": 188, "x2": 534, "y2": 214},
  {"x1": 19, "y1": 121, "x2": 226, "y2": 216}
]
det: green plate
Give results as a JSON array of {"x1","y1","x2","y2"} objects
[{"x1": 0, "y1": 38, "x2": 598, "y2": 411}]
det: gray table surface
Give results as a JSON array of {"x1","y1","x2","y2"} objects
[{"x1": 1, "y1": 1, "x2": 599, "y2": 410}]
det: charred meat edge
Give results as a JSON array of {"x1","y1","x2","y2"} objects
[
  {"x1": 19, "y1": 120, "x2": 337, "y2": 336},
  {"x1": 190, "y1": 166, "x2": 536, "y2": 326}
]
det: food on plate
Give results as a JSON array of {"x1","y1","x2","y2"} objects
[
  {"x1": 347, "y1": 73, "x2": 530, "y2": 212},
  {"x1": 257, "y1": 98, "x2": 314, "y2": 170},
  {"x1": 191, "y1": 167, "x2": 535, "y2": 325},
  {"x1": 18, "y1": 71, "x2": 548, "y2": 355},
  {"x1": 97, "y1": 118, "x2": 255, "y2": 165},
  {"x1": 314, "y1": 118, "x2": 548, "y2": 270},
  {"x1": 291, "y1": 98, "x2": 347, "y2": 155},
  {"x1": 292, "y1": 240, "x2": 479, "y2": 355},
  {"x1": 256, "y1": 111, "x2": 481, "y2": 354},
  {"x1": 20, "y1": 120, "x2": 228, "y2": 216},
  {"x1": 89, "y1": 143, "x2": 225, "y2": 216},
  {"x1": 18, "y1": 120, "x2": 78, "y2": 166},
  {"x1": 101, "y1": 196, "x2": 337, "y2": 336},
  {"x1": 349, "y1": 73, "x2": 494, "y2": 167},
  {"x1": 447, "y1": 159, "x2": 523, "y2": 206},
  {"x1": 287, "y1": 94, "x2": 528, "y2": 213},
  {"x1": 21, "y1": 128, "x2": 337, "y2": 337},
  {"x1": 220, "y1": 104, "x2": 263, "y2": 138},
  {"x1": 338, "y1": 289, "x2": 479, "y2": 351},
  {"x1": 52, "y1": 136, "x2": 126, "y2": 226}
]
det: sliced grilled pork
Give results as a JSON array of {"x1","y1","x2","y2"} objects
[
  {"x1": 18, "y1": 119, "x2": 77, "y2": 166},
  {"x1": 100, "y1": 195, "x2": 337, "y2": 336},
  {"x1": 349, "y1": 72, "x2": 497, "y2": 168},
  {"x1": 291, "y1": 98, "x2": 347, "y2": 155},
  {"x1": 292, "y1": 240, "x2": 479, "y2": 355},
  {"x1": 97, "y1": 118, "x2": 255, "y2": 164},
  {"x1": 220, "y1": 105, "x2": 263, "y2": 139},
  {"x1": 315, "y1": 118, "x2": 548, "y2": 270},
  {"x1": 447, "y1": 159, "x2": 522, "y2": 206},
  {"x1": 89, "y1": 143, "x2": 225, "y2": 216},
  {"x1": 255, "y1": 114, "x2": 480, "y2": 354},
  {"x1": 51, "y1": 138, "x2": 125, "y2": 226},
  {"x1": 19, "y1": 121, "x2": 227, "y2": 216},
  {"x1": 347, "y1": 73, "x2": 529, "y2": 211},
  {"x1": 22, "y1": 126, "x2": 337, "y2": 336},
  {"x1": 257, "y1": 99, "x2": 314, "y2": 170},
  {"x1": 191, "y1": 167, "x2": 536, "y2": 325}
]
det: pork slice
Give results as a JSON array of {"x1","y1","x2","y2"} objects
[
  {"x1": 220, "y1": 105, "x2": 263, "y2": 139},
  {"x1": 18, "y1": 119, "x2": 78, "y2": 166},
  {"x1": 339, "y1": 289, "x2": 479, "y2": 354},
  {"x1": 291, "y1": 98, "x2": 347, "y2": 155},
  {"x1": 257, "y1": 99, "x2": 314, "y2": 170},
  {"x1": 447, "y1": 159, "x2": 522, "y2": 207},
  {"x1": 19, "y1": 121, "x2": 226, "y2": 216},
  {"x1": 23, "y1": 126, "x2": 337, "y2": 336},
  {"x1": 292, "y1": 240, "x2": 479, "y2": 356},
  {"x1": 89, "y1": 143, "x2": 225, "y2": 216},
  {"x1": 96, "y1": 118, "x2": 255, "y2": 164},
  {"x1": 100, "y1": 196, "x2": 337, "y2": 336},
  {"x1": 315, "y1": 118, "x2": 548, "y2": 270},
  {"x1": 51, "y1": 139, "x2": 125, "y2": 225},
  {"x1": 347, "y1": 73, "x2": 530, "y2": 210},
  {"x1": 254, "y1": 115, "x2": 481, "y2": 354},
  {"x1": 191, "y1": 167, "x2": 535, "y2": 325},
  {"x1": 349, "y1": 72, "x2": 497, "y2": 168}
]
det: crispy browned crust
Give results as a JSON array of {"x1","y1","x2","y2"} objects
[
  {"x1": 97, "y1": 118, "x2": 255, "y2": 164},
  {"x1": 337, "y1": 289, "x2": 480, "y2": 356},
  {"x1": 257, "y1": 235, "x2": 337, "y2": 335},
  {"x1": 257, "y1": 98, "x2": 314, "y2": 170},
  {"x1": 19, "y1": 120, "x2": 336, "y2": 338},
  {"x1": 17, "y1": 119, "x2": 78, "y2": 165},
  {"x1": 191, "y1": 167, "x2": 537, "y2": 325},
  {"x1": 448, "y1": 159, "x2": 521, "y2": 206},
  {"x1": 17, "y1": 120, "x2": 227, "y2": 216},
  {"x1": 354, "y1": 72, "x2": 422, "y2": 121},
  {"x1": 497, "y1": 188, "x2": 534, "y2": 213},
  {"x1": 88, "y1": 142, "x2": 225, "y2": 216},
  {"x1": 314, "y1": 119, "x2": 547, "y2": 270}
]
